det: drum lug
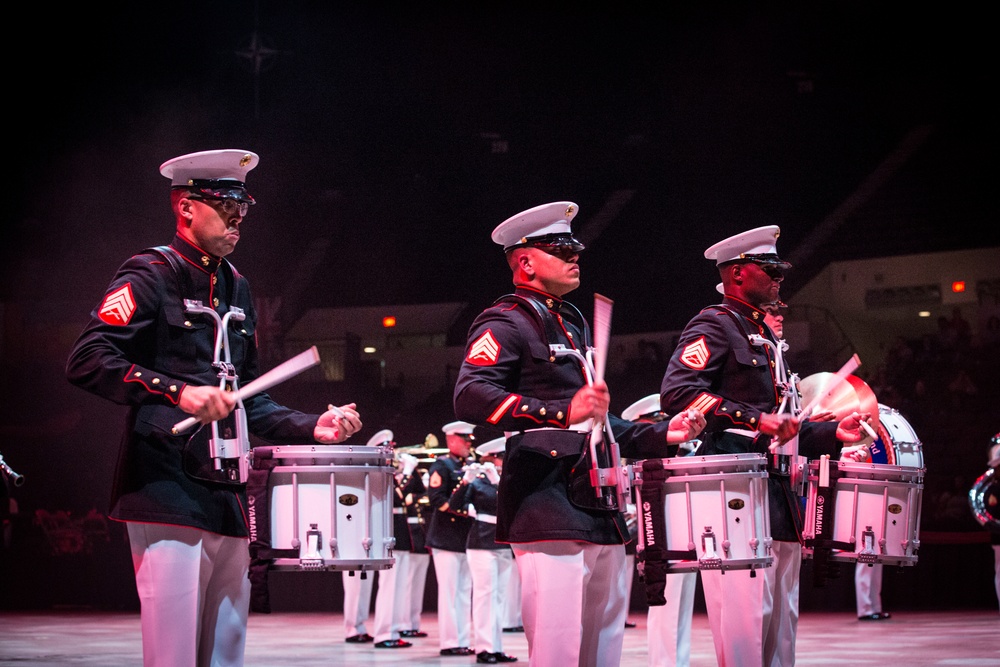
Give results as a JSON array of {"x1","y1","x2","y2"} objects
[
  {"x1": 700, "y1": 527, "x2": 723, "y2": 570},
  {"x1": 300, "y1": 524, "x2": 326, "y2": 570}
]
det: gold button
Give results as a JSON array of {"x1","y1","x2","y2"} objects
[
  {"x1": 241, "y1": 329, "x2": 247, "y2": 334},
  {"x1": 539, "y1": 407, "x2": 546, "y2": 416},
  {"x1": 522, "y1": 405, "x2": 529, "y2": 412},
  {"x1": 212, "y1": 275, "x2": 218, "y2": 285},
  {"x1": 556, "y1": 411, "x2": 564, "y2": 420},
  {"x1": 550, "y1": 450, "x2": 558, "y2": 457},
  {"x1": 549, "y1": 356, "x2": 555, "y2": 362},
  {"x1": 750, "y1": 417, "x2": 757, "y2": 424},
  {"x1": 567, "y1": 332, "x2": 573, "y2": 338},
  {"x1": 722, "y1": 407, "x2": 728, "y2": 412},
  {"x1": 213, "y1": 298, "x2": 219, "y2": 307},
  {"x1": 546, "y1": 299, "x2": 554, "y2": 308},
  {"x1": 169, "y1": 385, "x2": 177, "y2": 392},
  {"x1": 152, "y1": 378, "x2": 160, "y2": 385},
  {"x1": 735, "y1": 411, "x2": 742, "y2": 418},
  {"x1": 134, "y1": 372, "x2": 141, "y2": 377},
  {"x1": 201, "y1": 256, "x2": 210, "y2": 266},
  {"x1": 752, "y1": 359, "x2": 758, "y2": 365},
  {"x1": 184, "y1": 321, "x2": 192, "y2": 327}
]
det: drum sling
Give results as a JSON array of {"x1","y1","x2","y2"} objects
[
  {"x1": 246, "y1": 447, "x2": 298, "y2": 613},
  {"x1": 635, "y1": 459, "x2": 699, "y2": 606}
]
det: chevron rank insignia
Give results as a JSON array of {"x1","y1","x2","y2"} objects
[
  {"x1": 467, "y1": 329, "x2": 501, "y2": 366},
  {"x1": 679, "y1": 336, "x2": 710, "y2": 370},
  {"x1": 98, "y1": 283, "x2": 136, "y2": 326}
]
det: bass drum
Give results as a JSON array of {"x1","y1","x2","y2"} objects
[{"x1": 869, "y1": 404, "x2": 924, "y2": 469}]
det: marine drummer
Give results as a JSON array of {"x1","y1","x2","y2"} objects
[
  {"x1": 659, "y1": 224, "x2": 871, "y2": 666},
  {"x1": 453, "y1": 200, "x2": 705, "y2": 666},
  {"x1": 66, "y1": 149, "x2": 362, "y2": 666}
]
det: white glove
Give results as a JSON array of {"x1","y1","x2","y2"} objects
[
  {"x1": 462, "y1": 464, "x2": 480, "y2": 483},
  {"x1": 483, "y1": 461, "x2": 500, "y2": 485},
  {"x1": 399, "y1": 453, "x2": 418, "y2": 476}
]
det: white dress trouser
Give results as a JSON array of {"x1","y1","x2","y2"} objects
[
  {"x1": 702, "y1": 560, "x2": 765, "y2": 667},
  {"x1": 372, "y1": 550, "x2": 411, "y2": 642},
  {"x1": 468, "y1": 547, "x2": 513, "y2": 653},
  {"x1": 647, "y1": 571, "x2": 697, "y2": 667},
  {"x1": 127, "y1": 522, "x2": 250, "y2": 667},
  {"x1": 513, "y1": 541, "x2": 628, "y2": 667},
  {"x1": 342, "y1": 570, "x2": 373, "y2": 637},
  {"x1": 502, "y1": 556, "x2": 523, "y2": 628},
  {"x1": 761, "y1": 540, "x2": 801, "y2": 667},
  {"x1": 854, "y1": 562, "x2": 884, "y2": 616},
  {"x1": 430, "y1": 548, "x2": 472, "y2": 649},
  {"x1": 406, "y1": 551, "x2": 431, "y2": 630}
]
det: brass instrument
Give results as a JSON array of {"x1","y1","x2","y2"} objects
[
  {"x1": 395, "y1": 433, "x2": 449, "y2": 469},
  {"x1": 968, "y1": 434, "x2": 1000, "y2": 531}
]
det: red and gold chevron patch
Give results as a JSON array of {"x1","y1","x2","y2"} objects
[
  {"x1": 679, "y1": 336, "x2": 710, "y2": 370},
  {"x1": 98, "y1": 283, "x2": 136, "y2": 326},
  {"x1": 467, "y1": 329, "x2": 501, "y2": 366}
]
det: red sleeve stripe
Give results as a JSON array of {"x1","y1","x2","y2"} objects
[
  {"x1": 687, "y1": 393, "x2": 720, "y2": 414},
  {"x1": 487, "y1": 394, "x2": 521, "y2": 424}
]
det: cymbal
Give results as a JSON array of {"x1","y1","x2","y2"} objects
[{"x1": 798, "y1": 372, "x2": 880, "y2": 438}]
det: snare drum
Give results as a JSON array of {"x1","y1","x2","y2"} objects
[
  {"x1": 802, "y1": 458, "x2": 923, "y2": 566},
  {"x1": 869, "y1": 404, "x2": 924, "y2": 468},
  {"x1": 633, "y1": 453, "x2": 773, "y2": 573},
  {"x1": 251, "y1": 445, "x2": 396, "y2": 571}
]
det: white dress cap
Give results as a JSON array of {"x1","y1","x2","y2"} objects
[
  {"x1": 442, "y1": 420, "x2": 476, "y2": 436},
  {"x1": 366, "y1": 429, "x2": 394, "y2": 447},
  {"x1": 159, "y1": 149, "x2": 259, "y2": 186},
  {"x1": 475, "y1": 436, "x2": 507, "y2": 458},
  {"x1": 491, "y1": 201, "x2": 581, "y2": 250},
  {"x1": 621, "y1": 394, "x2": 664, "y2": 421},
  {"x1": 704, "y1": 225, "x2": 790, "y2": 268}
]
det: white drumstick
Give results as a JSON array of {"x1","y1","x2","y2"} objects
[
  {"x1": 860, "y1": 420, "x2": 878, "y2": 440},
  {"x1": 591, "y1": 294, "x2": 614, "y2": 384},
  {"x1": 172, "y1": 346, "x2": 322, "y2": 434},
  {"x1": 798, "y1": 353, "x2": 862, "y2": 420}
]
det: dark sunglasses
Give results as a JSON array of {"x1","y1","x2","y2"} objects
[
  {"x1": 758, "y1": 264, "x2": 784, "y2": 280},
  {"x1": 190, "y1": 195, "x2": 250, "y2": 217}
]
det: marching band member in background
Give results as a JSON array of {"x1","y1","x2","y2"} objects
[
  {"x1": 659, "y1": 225, "x2": 870, "y2": 666},
  {"x1": 448, "y1": 436, "x2": 519, "y2": 664},
  {"x1": 454, "y1": 201, "x2": 705, "y2": 666},
  {"x1": 623, "y1": 394, "x2": 699, "y2": 667},
  {"x1": 65, "y1": 149, "x2": 362, "y2": 666},
  {"x1": 425, "y1": 421, "x2": 477, "y2": 656},
  {"x1": 401, "y1": 439, "x2": 434, "y2": 639},
  {"x1": 342, "y1": 572, "x2": 374, "y2": 643},
  {"x1": 368, "y1": 430, "x2": 416, "y2": 649}
]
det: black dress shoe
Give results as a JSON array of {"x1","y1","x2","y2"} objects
[
  {"x1": 345, "y1": 633, "x2": 374, "y2": 643},
  {"x1": 374, "y1": 639, "x2": 412, "y2": 648},
  {"x1": 858, "y1": 612, "x2": 891, "y2": 621},
  {"x1": 400, "y1": 630, "x2": 428, "y2": 638},
  {"x1": 492, "y1": 653, "x2": 518, "y2": 663},
  {"x1": 502, "y1": 626, "x2": 524, "y2": 633},
  {"x1": 441, "y1": 647, "x2": 476, "y2": 656},
  {"x1": 624, "y1": 620, "x2": 637, "y2": 628},
  {"x1": 477, "y1": 653, "x2": 499, "y2": 664}
]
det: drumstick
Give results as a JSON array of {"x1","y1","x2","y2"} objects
[
  {"x1": 172, "y1": 346, "x2": 322, "y2": 434},
  {"x1": 591, "y1": 294, "x2": 614, "y2": 384}
]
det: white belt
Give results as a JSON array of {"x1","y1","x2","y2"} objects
[
  {"x1": 407, "y1": 517, "x2": 422, "y2": 524},
  {"x1": 393, "y1": 508, "x2": 406, "y2": 515},
  {"x1": 725, "y1": 428, "x2": 759, "y2": 440},
  {"x1": 506, "y1": 422, "x2": 591, "y2": 438},
  {"x1": 475, "y1": 513, "x2": 497, "y2": 524}
]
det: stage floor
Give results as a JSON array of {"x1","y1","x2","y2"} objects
[{"x1": 1, "y1": 608, "x2": 997, "y2": 666}]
